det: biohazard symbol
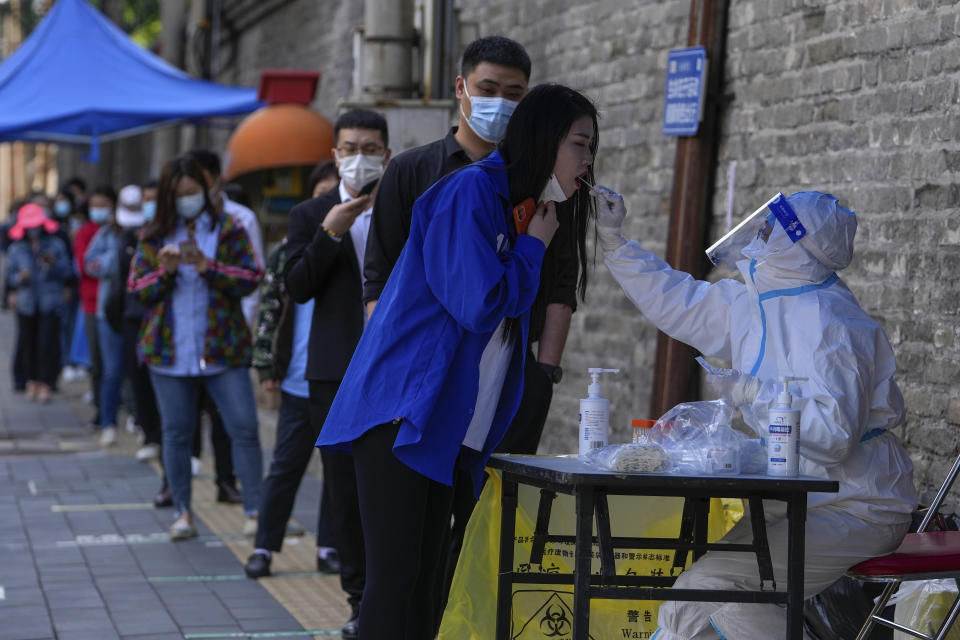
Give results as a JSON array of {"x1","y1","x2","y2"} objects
[{"x1": 539, "y1": 604, "x2": 571, "y2": 637}]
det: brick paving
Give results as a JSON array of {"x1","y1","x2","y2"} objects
[{"x1": 0, "y1": 310, "x2": 348, "y2": 640}]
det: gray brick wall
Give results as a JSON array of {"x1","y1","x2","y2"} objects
[{"x1": 454, "y1": 0, "x2": 960, "y2": 507}]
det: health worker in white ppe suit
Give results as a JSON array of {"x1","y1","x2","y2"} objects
[{"x1": 591, "y1": 187, "x2": 917, "y2": 640}]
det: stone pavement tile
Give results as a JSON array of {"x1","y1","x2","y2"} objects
[
  {"x1": 56, "y1": 631, "x2": 120, "y2": 640},
  {"x1": 177, "y1": 625, "x2": 243, "y2": 636},
  {"x1": 0, "y1": 605, "x2": 54, "y2": 640},
  {"x1": 164, "y1": 601, "x2": 236, "y2": 626},
  {"x1": 44, "y1": 584, "x2": 106, "y2": 609},
  {"x1": 238, "y1": 616, "x2": 305, "y2": 632},
  {"x1": 50, "y1": 606, "x2": 118, "y2": 634},
  {"x1": 109, "y1": 609, "x2": 180, "y2": 636},
  {"x1": 37, "y1": 565, "x2": 93, "y2": 582},
  {"x1": 231, "y1": 602, "x2": 297, "y2": 620},
  {"x1": 119, "y1": 635, "x2": 183, "y2": 640},
  {"x1": 34, "y1": 546, "x2": 86, "y2": 566},
  {"x1": 0, "y1": 585, "x2": 44, "y2": 608}
]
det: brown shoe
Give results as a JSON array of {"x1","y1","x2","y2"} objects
[{"x1": 216, "y1": 481, "x2": 243, "y2": 504}]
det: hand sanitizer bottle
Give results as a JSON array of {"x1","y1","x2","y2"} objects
[
  {"x1": 579, "y1": 368, "x2": 620, "y2": 459},
  {"x1": 767, "y1": 377, "x2": 801, "y2": 477}
]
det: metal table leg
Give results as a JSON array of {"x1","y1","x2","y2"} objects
[
  {"x1": 573, "y1": 486, "x2": 596, "y2": 640},
  {"x1": 786, "y1": 491, "x2": 807, "y2": 640},
  {"x1": 496, "y1": 475, "x2": 519, "y2": 640}
]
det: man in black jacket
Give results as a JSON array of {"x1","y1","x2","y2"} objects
[{"x1": 282, "y1": 109, "x2": 391, "y2": 640}]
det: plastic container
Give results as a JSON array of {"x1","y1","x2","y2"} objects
[
  {"x1": 632, "y1": 419, "x2": 656, "y2": 443},
  {"x1": 578, "y1": 368, "x2": 619, "y2": 458},
  {"x1": 767, "y1": 377, "x2": 801, "y2": 477}
]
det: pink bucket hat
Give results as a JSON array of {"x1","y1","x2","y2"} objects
[{"x1": 8, "y1": 203, "x2": 59, "y2": 240}]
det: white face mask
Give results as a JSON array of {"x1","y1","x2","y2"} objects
[
  {"x1": 337, "y1": 153, "x2": 385, "y2": 192},
  {"x1": 176, "y1": 193, "x2": 206, "y2": 220},
  {"x1": 538, "y1": 174, "x2": 571, "y2": 204}
]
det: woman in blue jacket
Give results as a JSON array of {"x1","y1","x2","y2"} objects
[
  {"x1": 317, "y1": 84, "x2": 600, "y2": 638},
  {"x1": 6, "y1": 203, "x2": 73, "y2": 403}
]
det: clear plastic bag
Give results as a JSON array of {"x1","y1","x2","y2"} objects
[
  {"x1": 584, "y1": 443, "x2": 670, "y2": 473},
  {"x1": 888, "y1": 579, "x2": 960, "y2": 640},
  {"x1": 647, "y1": 400, "x2": 746, "y2": 475}
]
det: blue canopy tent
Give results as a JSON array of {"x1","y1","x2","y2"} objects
[{"x1": 0, "y1": 0, "x2": 263, "y2": 160}]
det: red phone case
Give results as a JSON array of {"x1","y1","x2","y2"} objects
[{"x1": 512, "y1": 198, "x2": 536, "y2": 234}]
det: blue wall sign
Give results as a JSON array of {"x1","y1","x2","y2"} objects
[{"x1": 662, "y1": 46, "x2": 708, "y2": 136}]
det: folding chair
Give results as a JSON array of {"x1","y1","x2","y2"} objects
[{"x1": 847, "y1": 452, "x2": 960, "y2": 640}]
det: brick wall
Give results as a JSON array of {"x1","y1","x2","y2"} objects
[{"x1": 453, "y1": 0, "x2": 960, "y2": 506}]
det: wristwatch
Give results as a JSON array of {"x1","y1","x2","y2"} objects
[{"x1": 539, "y1": 363, "x2": 563, "y2": 384}]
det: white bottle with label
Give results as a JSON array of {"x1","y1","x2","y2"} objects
[
  {"x1": 578, "y1": 368, "x2": 620, "y2": 459},
  {"x1": 767, "y1": 377, "x2": 801, "y2": 477}
]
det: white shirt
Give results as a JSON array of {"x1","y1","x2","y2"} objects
[
  {"x1": 338, "y1": 182, "x2": 373, "y2": 284},
  {"x1": 222, "y1": 194, "x2": 264, "y2": 329},
  {"x1": 462, "y1": 319, "x2": 515, "y2": 451}
]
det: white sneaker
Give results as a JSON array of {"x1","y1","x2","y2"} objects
[
  {"x1": 243, "y1": 517, "x2": 258, "y2": 537},
  {"x1": 99, "y1": 426, "x2": 117, "y2": 447},
  {"x1": 135, "y1": 444, "x2": 159, "y2": 462},
  {"x1": 62, "y1": 366, "x2": 77, "y2": 383},
  {"x1": 191, "y1": 457, "x2": 202, "y2": 476},
  {"x1": 124, "y1": 416, "x2": 138, "y2": 433},
  {"x1": 82, "y1": 391, "x2": 94, "y2": 405},
  {"x1": 169, "y1": 515, "x2": 197, "y2": 541}
]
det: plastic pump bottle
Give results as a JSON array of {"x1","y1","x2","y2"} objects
[
  {"x1": 579, "y1": 368, "x2": 620, "y2": 458},
  {"x1": 767, "y1": 377, "x2": 804, "y2": 477}
]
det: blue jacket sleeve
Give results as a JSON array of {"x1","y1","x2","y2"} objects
[
  {"x1": 421, "y1": 172, "x2": 546, "y2": 334},
  {"x1": 83, "y1": 228, "x2": 117, "y2": 280}
]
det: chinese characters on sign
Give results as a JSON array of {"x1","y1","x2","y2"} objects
[{"x1": 662, "y1": 46, "x2": 708, "y2": 136}]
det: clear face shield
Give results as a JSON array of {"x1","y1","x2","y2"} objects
[{"x1": 705, "y1": 192, "x2": 807, "y2": 272}]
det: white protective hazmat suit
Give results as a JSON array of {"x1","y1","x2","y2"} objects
[{"x1": 593, "y1": 189, "x2": 918, "y2": 640}]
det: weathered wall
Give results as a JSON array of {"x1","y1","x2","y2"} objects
[{"x1": 452, "y1": 0, "x2": 960, "y2": 506}]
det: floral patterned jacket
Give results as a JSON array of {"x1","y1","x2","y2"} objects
[{"x1": 127, "y1": 212, "x2": 262, "y2": 368}]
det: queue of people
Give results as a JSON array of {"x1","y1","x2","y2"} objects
[{"x1": 1, "y1": 31, "x2": 918, "y2": 640}]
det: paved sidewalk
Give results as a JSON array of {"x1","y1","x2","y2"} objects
[{"x1": 0, "y1": 310, "x2": 350, "y2": 640}]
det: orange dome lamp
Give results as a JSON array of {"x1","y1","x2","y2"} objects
[{"x1": 223, "y1": 70, "x2": 334, "y2": 181}]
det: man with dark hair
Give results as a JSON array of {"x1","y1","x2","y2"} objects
[
  {"x1": 362, "y1": 36, "x2": 578, "y2": 629},
  {"x1": 250, "y1": 108, "x2": 390, "y2": 640},
  {"x1": 307, "y1": 160, "x2": 339, "y2": 198}
]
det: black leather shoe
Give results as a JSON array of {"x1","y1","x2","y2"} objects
[
  {"x1": 153, "y1": 487, "x2": 173, "y2": 508},
  {"x1": 341, "y1": 614, "x2": 359, "y2": 640},
  {"x1": 244, "y1": 552, "x2": 271, "y2": 579},
  {"x1": 216, "y1": 481, "x2": 243, "y2": 504},
  {"x1": 316, "y1": 550, "x2": 341, "y2": 575}
]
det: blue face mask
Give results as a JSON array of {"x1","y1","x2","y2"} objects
[
  {"x1": 54, "y1": 201, "x2": 71, "y2": 218},
  {"x1": 89, "y1": 207, "x2": 112, "y2": 224},
  {"x1": 460, "y1": 84, "x2": 518, "y2": 144},
  {"x1": 176, "y1": 193, "x2": 205, "y2": 220},
  {"x1": 141, "y1": 201, "x2": 157, "y2": 222}
]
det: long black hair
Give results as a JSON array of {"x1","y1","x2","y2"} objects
[
  {"x1": 141, "y1": 155, "x2": 217, "y2": 242},
  {"x1": 498, "y1": 83, "x2": 599, "y2": 342}
]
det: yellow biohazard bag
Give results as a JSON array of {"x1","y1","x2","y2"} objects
[
  {"x1": 891, "y1": 579, "x2": 960, "y2": 640},
  {"x1": 439, "y1": 466, "x2": 743, "y2": 640}
]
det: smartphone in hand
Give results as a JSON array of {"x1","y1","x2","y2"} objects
[
  {"x1": 512, "y1": 198, "x2": 536, "y2": 234},
  {"x1": 357, "y1": 179, "x2": 379, "y2": 197},
  {"x1": 179, "y1": 240, "x2": 202, "y2": 265}
]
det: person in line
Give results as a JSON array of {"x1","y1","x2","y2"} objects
[
  {"x1": 363, "y1": 36, "x2": 583, "y2": 625},
  {"x1": 5, "y1": 204, "x2": 73, "y2": 402},
  {"x1": 83, "y1": 185, "x2": 129, "y2": 447},
  {"x1": 318, "y1": 84, "x2": 598, "y2": 639},
  {"x1": 282, "y1": 108, "x2": 391, "y2": 640},
  {"x1": 129, "y1": 155, "x2": 263, "y2": 540},
  {"x1": 75, "y1": 185, "x2": 117, "y2": 433},
  {"x1": 592, "y1": 189, "x2": 917, "y2": 639},
  {"x1": 52, "y1": 186, "x2": 84, "y2": 384},
  {"x1": 308, "y1": 160, "x2": 340, "y2": 198}
]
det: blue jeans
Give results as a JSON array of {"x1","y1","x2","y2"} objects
[
  {"x1": 97, "y1": 318, "x2": 125, "y2": 427},
  {"x1": 149, "y1": 367, "x2": 262, "y2": 517}
]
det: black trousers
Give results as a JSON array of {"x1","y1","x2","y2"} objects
[
  {"x1": 83, "y1": 312, "x2": 102, "y2": 420},
  {"x1": 437, "y1": 352, "x2": 554, "y2": 628},
  {"x1": 192, "y1": 387, "x2": 235, "y2": 486},
  {"x1": 122, "y1": 320, "x2": 161, "y2": 444},
  {"x1": 254, "y1": 391, "x2": 334, "y2": 551},
  {"x1": 353, "y1": 422, "x2": 455, "y2": 640},
  {"x1": 18, "y1": 312, "x2": 62, "y2": 387},
  {"x1": 310, "y1": 380, "x2": 364, "y2": 612}
]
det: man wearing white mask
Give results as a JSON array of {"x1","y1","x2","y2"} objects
[{"x1": 282, "y1": 108, "x2": 390, "y2": 640}]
